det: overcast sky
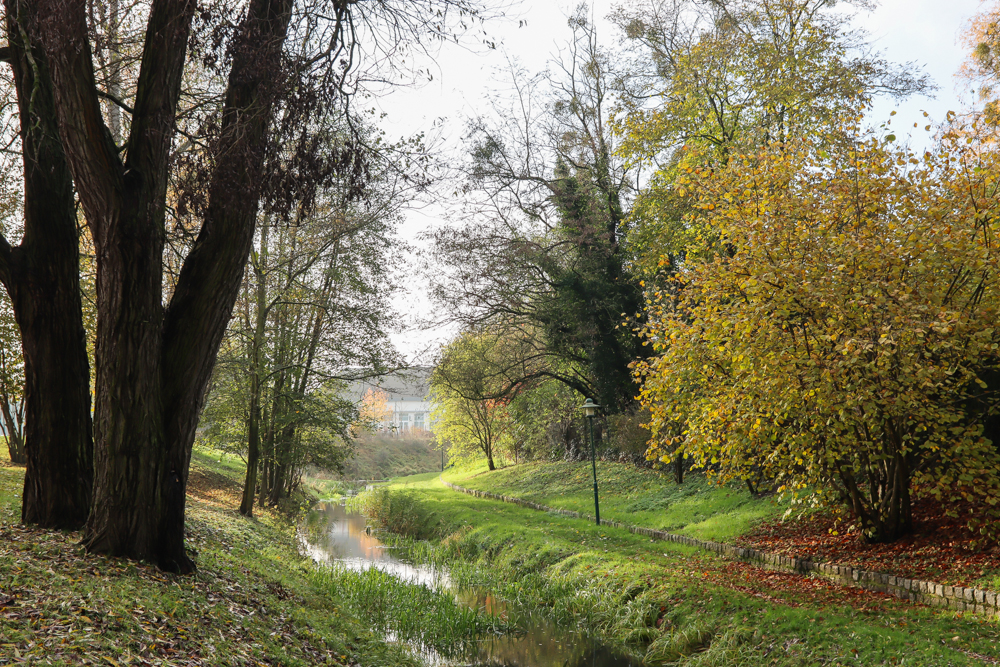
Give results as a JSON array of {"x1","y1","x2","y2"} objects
[{"x1": 381, "y1": 0, "x2": 984, "y2": 360}]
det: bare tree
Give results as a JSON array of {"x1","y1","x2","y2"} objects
[{"x1": 428, "y1": 6, "x2": 648, "y2": 414}]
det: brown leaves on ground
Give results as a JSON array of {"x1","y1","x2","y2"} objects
[
  {"x1": 186, "y1": 461, "x2": 243, "y2": 509},
  {"x1": 698, "y1": 560, "x2": 901, "y2": 613},
  {"x1": 0, "y1": 522, "x2": 357, "y2": 667},
  {"x1": 734, "y1": 497, "x2": 1000, "y2": 588}
]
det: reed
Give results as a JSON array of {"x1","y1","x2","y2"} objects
[{"x1": 311, "y1": 564, "x2": 517, "y2": 658}]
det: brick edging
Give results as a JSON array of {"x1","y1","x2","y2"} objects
[{"x1": 440, "y1": 478, "x2": 1000, "y2": 617}]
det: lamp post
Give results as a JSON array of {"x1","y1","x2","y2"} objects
[{"x1": 580, "y1": 398, "x2": 601, "y2": 525}]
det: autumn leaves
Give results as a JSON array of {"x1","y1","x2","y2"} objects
[{"x1": 634, "y1": 133, "x2": 1000, "y2": 543}]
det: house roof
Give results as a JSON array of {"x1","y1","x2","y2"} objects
[{"x1": 344, "y1": 367, "x2": 432, "y2": 403}]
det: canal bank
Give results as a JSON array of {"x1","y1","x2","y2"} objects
[
  {"x1": 340, "y1": 472, "x2": 1000, "y2": 666},
  {"x1": 300, "y1": 499, "x2": 645, "y2": 666}
]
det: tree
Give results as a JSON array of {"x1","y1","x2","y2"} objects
[
  {"x1": 961, "y1": 0, "x2": 1000, "y2": 126},
  {"x1": 356, "y1": 387, "x2": 393, "y2": 434},
  {"x1": 0, "y1": 291, "x2": 24, "y2": 465},
  {"x1": 249, "y1": 209, "x2": 400, "y2": 509},
  {"x1": 612, "y1": 0, "x2": 932, "y2": 274},
  {"x1": 194, "y1": 147, "x2": 405, "y2": 517},
  {"x1": 429, "y1": 6, "x2": 648, "y2": 415},
  {"x1": 0, "y1": 0, "x2": 94, "y2": 529},
  {"x1": 431, "y1": 331, "x2": 519, "y2": 470},
  {"x1": 505, "y1": 375, "x2": 583, "y2": 461},
  {"x1": 28, "y1": 0, "x2": 489, "y2": 571},
  {"x1": 614, "y1": 0, "x2": 931, "y2": 160},
  {"x1": 635, "y1": 131, "x2": 1000, "y2": 542},
  {"x1": 0, "y1": 150, "x2": 27, "y2": 466}
]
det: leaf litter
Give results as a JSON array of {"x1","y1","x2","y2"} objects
[{"x1": 0, "y1": 457, "x2": 416, "y2": 667}]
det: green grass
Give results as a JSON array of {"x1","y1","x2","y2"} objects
[
  {"x1": 0, "y1": 445, "x2": 419, "y2": 666},
  {"x1": 444, "y1": 460, "x2": 785, "y2": 541},
  {"x1": 306, "y1": 477, "x2": 351, "y2": 500},
  {"x1": 0, "y1": 451, "x2": 21, "y2": 521},
  {"x1": 191, "y1": 444, "x2": 249, "y2": 478},
  {"x1": 377, "y1": 474, "x2": 1000, "y2": 665}
]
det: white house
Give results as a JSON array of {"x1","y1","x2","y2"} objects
[{"x1": 346, "y1": 368, "x2": 433, "y2": 435}]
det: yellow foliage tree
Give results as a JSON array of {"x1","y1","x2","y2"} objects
[
  {"x1": 635, "y1": 131, "x2": 1000, "y2": 543},
  {"x1": 355, "y1": 387, "x2": 393, "y2": 435},
  {"x1": 612, "y1": 0, "x2": 931, "y2": 276}
]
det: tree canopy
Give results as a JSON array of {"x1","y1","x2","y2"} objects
[
  {"x1": 635, "y1": 129, "x2": 1000, "y2": 542},
  {"x1": 431, "y1": 330, "x2": 520, "y2": 471},
  {"x1": 612, "y1": 0, "x2": 932, "y2": 275}
]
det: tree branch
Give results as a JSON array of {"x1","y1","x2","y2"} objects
[
  {"x1": 96, "y1": 88, "x2": 133, "y2": 114},
  {"x1": 36, "y1": 0, "x2": 124, "y2": 243},
  {"x1": 125, "y1": 0, "x2": 196, "y2": 200}
]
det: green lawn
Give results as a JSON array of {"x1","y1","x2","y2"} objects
[{"x1": 443, "y1": 460, "x2": 786, "y2": 541}]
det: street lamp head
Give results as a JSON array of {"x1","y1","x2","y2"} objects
[{"x1": 580, "y1": 397, "x2": 601, "y2": 418}]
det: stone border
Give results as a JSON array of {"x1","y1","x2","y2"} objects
[{"x1": 441, "y1": 478, "x2": 1000, "y2": 618}]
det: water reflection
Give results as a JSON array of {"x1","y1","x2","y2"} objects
[
  {"x1": 299, "y1": 501, "x2": 643, "y2": 667},
  {"x1": 301, "y1": 501, "x2": 450, "y2": 589}
]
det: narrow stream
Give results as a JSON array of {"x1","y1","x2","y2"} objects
[{"x1": 299, "y1": 500, "x2": 644, "y2": 667}]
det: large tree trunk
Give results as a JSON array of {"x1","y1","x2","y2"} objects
[
  {"x1": 0, "y1": 0, "x2": 94, "y2": 527},
  {"x1": 38, "y1": 0, "x2": 295, "y2": 572}
]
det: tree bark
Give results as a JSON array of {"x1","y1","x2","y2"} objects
[{"x1": 2, "y1": 0, "x2": 94, "y2": 527}]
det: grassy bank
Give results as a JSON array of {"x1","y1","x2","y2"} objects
[
  {"x1": 340, "y1": 434, "x2": 442, "y2": 481},
  {"x1": 443, "y1": 460, "x2": 785, "y2": 542},
  {"x1": 440, "y1": 460, "x2": 1000, "y2": 595},
  {"x1": 0, "y1": 447, "x2": 418, "y2": 666},
  {"x1": 373, "y1": 473, "x2": 1000, "y2": 665}
]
